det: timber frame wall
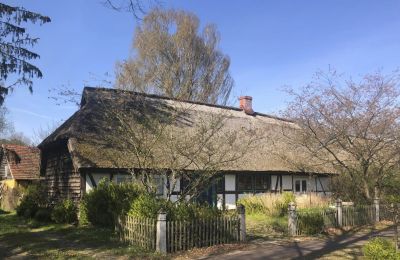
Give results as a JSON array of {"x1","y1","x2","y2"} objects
[{"x1": 41, "y1": 141, "x2": 82, "y2": 203}]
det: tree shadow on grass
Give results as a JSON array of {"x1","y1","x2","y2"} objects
[
  {"x1": 292, "y1": 225, "x2": 395, "y2": 259},
  {"x1": 0, "y1": 224, "x2": 163, "y2": 259}
]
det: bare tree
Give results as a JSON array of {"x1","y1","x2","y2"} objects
[
  {"x1": 102, "y1": 0, "x2": 161, "y2": 20},
  {"x1": 0, "y1": 131, "x2": 32, "y2": 146},
  {"x1": 281, "y1": 69, "x2": 400, "y2": 202},
  {"x1": 91, "y1": 93, "x2": 261, "y2": 202},
  {"x1": 115, "y1": 8, "x2": 234, "y2": 105},
  {"x1": 32, "y1": 122, "x2": 60, "y2": 145}
]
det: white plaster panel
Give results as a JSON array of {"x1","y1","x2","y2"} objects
[
  {"x1": 171, "y1": 177, "x2": 180, "y2": 192},
  {"x1": 316, "y1": 177, "x2": 331, "y2": 192},
  {"x1": 217, "y1": 194, "x2": 223, "y2": 209},
  {"x1": 170, "y1": 195, "x2": 178, "y2": 202},
  {"x1": 86, "y1": 173, "x2": 110, "y2": 192},
  {"x1": 282, "y1": 175, "x2": 292, "y2": 190},
  {"x1": 271, "y1": 175, "x2": 279, "y2": 191},
  {"x1": 225, "y1": 174, "x2": 236, "y2": 191},
  {"x1": 225, "y1": 194, "x2": 236, "y2": 209}
]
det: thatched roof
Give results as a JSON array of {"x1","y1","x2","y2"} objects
[{"x1": 39, "y1": 87, "x2": 335, "y2": 174}]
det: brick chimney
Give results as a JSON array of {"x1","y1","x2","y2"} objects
[{"x1": 239, "y1": 96, "x2": 254, "y2": 115}]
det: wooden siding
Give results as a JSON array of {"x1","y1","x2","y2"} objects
[
  {"x1": 43, "y1": 142, "x2": 82, "y2": 203},
  {"x1": 0, "y1": 155, "x2": 8, "y2": 180}
]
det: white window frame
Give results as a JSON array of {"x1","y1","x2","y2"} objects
[{"x1": 294, "y1": 178, "x2": 308, "y2": 193}]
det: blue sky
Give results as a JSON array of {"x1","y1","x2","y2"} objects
[{"x1": 3, "y1": 0, "x2": 400, "y2": 140}]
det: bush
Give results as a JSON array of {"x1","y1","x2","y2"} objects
[
  {"x1": 81, "y1": 179, "x2": 144, "y2": 227},
  {"x1": 277, "y1": 192, "x2": 296, "y2": 215},
  {"x1": 34, "y1": 208, "x2": 52, "y2": 222},
  {"x1": 51, "y1": 199, "x2": 77, "y2": 224},
  {"x1": 16, "y1": 184, "x2": 48, "y2": 218},
  {"x1": 129, "y1": 194, "x2": 164, "y2": 219},
  {"x1": 297, "y1": 208, "x2": 325, "y2": 235},
  {"x1": 78, "y1": 199, "x2": 89, "y2": 226},
  {"x1": 128, "y1": 194, "x2": 221, "y2": 221},
  {"x1": 363, "y1": 237, "x2": 400, "y2": 260}
]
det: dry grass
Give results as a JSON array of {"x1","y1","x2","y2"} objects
[
  {"x1": 295, "y1": 193, "x2": 332, "y2": 209},
  {"x1": 238, "y1": 193, "x2": 294, "y2": 216},
  {"x1": 238, "y1": 193, "x2": 332, "y2": 216}
]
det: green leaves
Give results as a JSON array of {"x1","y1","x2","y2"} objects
[{"x1": 0, "y1": 3, "x2": 50, "y2": 104}]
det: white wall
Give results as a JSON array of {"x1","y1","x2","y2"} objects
[
  {"x1": 282, "y1": 175, "x2": 292, "y2": 190},
  {"x1": 217, "y1": 194, "x2": 223, "y2": 209},
  {"x1": 85, "y1": 173, "x2": 110, "y2": 192},
  {"x1": 171, "y1": 177, "x2": 180, "y2": 192},
  {"x1": 225, "y1": 174, "x2": 235, "y2": 191},
  {"x1": 225, "y1": 194, "x2": 236, "y2": 209},
  {"x1": 170, "y1": 195, "x2": 179, "y2": 202},
  {"x1": 316, "y1": 176, "x2": 331, "y2": 192},
  {"x1": 271, "y1": 175, "x2": 279, "y2": 191}
]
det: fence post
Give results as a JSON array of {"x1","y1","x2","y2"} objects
[
  {"x1": 336, "y1": 199, "x2": 343, "y2": 227},
  {"x1": 374, "y1": 196, "x2": 380, "y2": 223},
  {"x1": 156, "y1": 209, "x2": 167, "y2": 253},
  {"x1": 288, "y1": 202, "x2": 297, "y2": 236},
  {"x1": 394, "y1": 203, "x2": 399, "y2": 252},
  {"x1": 237, "y1": 204, "x2": 246, "y2": 242}
]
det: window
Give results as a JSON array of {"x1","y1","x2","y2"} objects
[
  {"x1": 237, "y1": 174, "x2": 252, "y2": 191},
  {"x1": 153, "y1": 175, "x2": 164, "y2": 196},
  {"x1": 254, "y1": 175, "x2": 270, "y2": 190},
  {"x1": 116, "y1": 175, "x2": 133, "y2": 184},
  {"x1": 215, "y1": 175, "x2": 224, "y2": 193},
  {"x1": 237, "y1": 173, "x2": 270, "y2": 192},
  {"x1": 302, "y1": 180, "x2": 307, "y2": 192},
  {"x1": 295, "y1": 180, "x2": 301, "y2": 192},
  {"x1": 295, "y1": 179, "x2": 307, "y2": 193}
]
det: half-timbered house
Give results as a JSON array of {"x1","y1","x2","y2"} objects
[{"x1": 39, "y1": 87, "x2": 334, "y2": 208}]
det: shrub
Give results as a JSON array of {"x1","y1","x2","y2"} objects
[
  {"x1": 34, "y1": 208, "x2": 52, "y2": 222},
  {"x1": 277, "y1": 192, "x2": 296, "y2": 215},
  {"x1": 363, "y1": 237, "x2": 400, "y2": 260},
  {"x1": 297, "y1": 208, "x2": 324, "y2": 235},
  {"x1": 129, "y1": 194, "x2": 164, "y2": 219},
  {"x1": 16, "y1": 184, "x2": 48, "y2": 218},
  {"x1": 78, "y1": 199, "x2": 89, "y2": 226},
  {"x1": 51, "y1": 199, "x2": 77, "y2": 224},
  {"x1": 81, "y1": 179, "x2": 144, "y2": 227},
  {"x1": 128, "y1": 194, "x2": 222, "y2": 221}
]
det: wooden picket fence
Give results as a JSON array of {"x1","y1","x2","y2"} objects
[
  {"x1": 117, "y1": 215, "x2": 156, "y2": 250},
  {"x1": 295, "y1": 207, "x2": 337, "y2": 236},
  {"x1": 380, "y1": 204, "x2": 398, "y2": 221},
  {"x1": 295, "y1": 204, "x2": 377, "y2": 236},
  {"x1": 166, "y1": 216, "x2": 240, "y2": 253},
  {"x1": 116, "y1": 214, "x2": 241, "y2": 253},
  {"x1": 342, "y1": 205, "x2": 375, "y2": 226}
]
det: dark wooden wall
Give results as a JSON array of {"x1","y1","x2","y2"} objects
[{"x1": 42, "y1": 141, "x2": 82, "y2": 203}]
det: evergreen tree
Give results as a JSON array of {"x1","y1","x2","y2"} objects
[{"x1": 0, "y1": 3, "x2": 50, "y2": 105}]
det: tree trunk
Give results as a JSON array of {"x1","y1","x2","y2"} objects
[{"x1": 363, "y1": 179, "x2": 371, "y2": 200}]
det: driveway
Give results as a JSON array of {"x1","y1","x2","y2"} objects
[{"x1": 201, "y1": 226, "x2": 395, "y2": 260}]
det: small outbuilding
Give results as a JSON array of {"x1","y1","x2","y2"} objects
[{"x1": 0, "y1": 144, "x2": 41, "y2": 210}]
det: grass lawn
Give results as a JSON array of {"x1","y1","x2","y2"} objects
[{"x1": 0, "y1": 211, "x2": 165, "y2": 259}]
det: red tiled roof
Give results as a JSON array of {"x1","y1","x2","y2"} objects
[{"x1": 2, "y1": 144, "x2": 40, "y2": 180}]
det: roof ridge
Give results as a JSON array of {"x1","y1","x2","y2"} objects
[{"x1": 83, "y1": 86, "x2": 293, "y2": 123}]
